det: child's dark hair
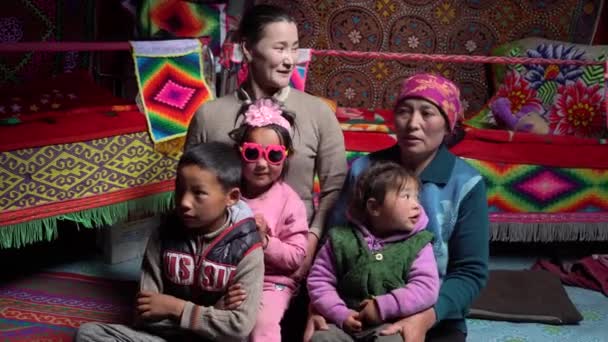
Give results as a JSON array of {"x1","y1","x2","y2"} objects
[
  {"x1": 179, "y1": 141, "x2": 242, "y2": 191},
  {"x1": 229, "y1": 97, "x2": 295, "y2": 179},
  {"x1": 349, "y1": 161, "x2": 420, "y2": 219},
  {"x1": 238, "y1": 4, "x2": 295, "y2": 46}
]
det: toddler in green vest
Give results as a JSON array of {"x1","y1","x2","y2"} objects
[{"x1": 307, "y1": 161, "x2": 439, "y2": 341}]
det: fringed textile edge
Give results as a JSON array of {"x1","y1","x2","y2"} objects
[
  {"x1": 0, "y1": 191, "x2": 174, "y2": 249},
  {"x1": 491, "y1": 221, "x2": 608, "y2": 242}
]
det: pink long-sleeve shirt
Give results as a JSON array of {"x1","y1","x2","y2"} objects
[
  {"x1": 307, "y1": 210, "x2": 439, "y2": 328},
  {"x1": 242, "y1": 181, "x2": 308, "y2": 289}
]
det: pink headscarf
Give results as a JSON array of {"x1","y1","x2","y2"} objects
[{"x1": 396, "y1": 73, "x2": 463, "y2": 132}]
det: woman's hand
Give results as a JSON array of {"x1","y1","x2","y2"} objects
[
  {"x1": 292, "y1": 233, "x2": 319, "y2": 281},
  {"x1": 223, "y1": 283, "x2": 247, "y2": 309},
  {"x1": 380, "y1": 307, "x2": 436, "y2": 342},
  {"x1": 303, "y1": 307, "x2": 329, "y2": 342}
]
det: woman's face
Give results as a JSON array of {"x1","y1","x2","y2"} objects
[
  {"x1": 245, "y1": 21, "x2": 299, "y2": 91},
  {"x1": 394, "y1": 98, "x2": 448, "y2": 158}
]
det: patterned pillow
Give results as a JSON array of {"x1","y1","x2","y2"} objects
[{"x1": 466, "y1": 38, "x2": 608, "y2": 139}]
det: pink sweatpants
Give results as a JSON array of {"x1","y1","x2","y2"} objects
[{"x1": 250, "y1": 281, "x2": 295, "y2": 342}]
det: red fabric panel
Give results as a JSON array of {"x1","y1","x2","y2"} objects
[
  {"x1": 0, "y1": 71, "x2": 148, "y2": 151},
  {"x1": 451, "y1": 127, "x2": 608, "y2": 169},
  {"x1": 343, "y1": 131, "x2": 396, "y2": 153},
  {"x1": 0, "y1": 109, "x2": 146, "y2": 152}
]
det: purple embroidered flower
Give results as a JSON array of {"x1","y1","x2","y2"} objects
[{"x1": 524, "y1": 44, "x2": 585, "y2": 89}]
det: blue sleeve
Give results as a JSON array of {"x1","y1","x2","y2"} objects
[{"x1": 434, "y1": 180, "x2": 490, "y2": 323}]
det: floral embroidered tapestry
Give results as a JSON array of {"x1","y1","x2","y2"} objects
[{"x1": 256, "y1": 0, "x2": 604, "y2": 117}]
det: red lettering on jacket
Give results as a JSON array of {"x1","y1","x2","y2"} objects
[
  {"x1": 202, "y1": 264, "x2": 215, "y2": 288},
  {"x1": 178, "y1": 256, "x2": 192, "y2": 281},
  {"x1": 200, "y1": 259, "x2": 236, "y2": 291},
  {"x1": 164, "y1": 251, "x2": 194, "y2": 285}
]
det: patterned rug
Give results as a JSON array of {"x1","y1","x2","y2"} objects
[
  {"x1": 0, "y1": 272, "x2": 136, "y2": 341},
  {"x1": 257, "y1": 0, "x2": 605, "y2": 115}
]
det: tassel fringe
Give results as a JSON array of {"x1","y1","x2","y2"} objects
[
  {"x1": 491, "y1": 222, "x2": 608, "y2": 242},
  {"x1": 0, "y1": 191, "x2": 174, "y2": 249}
]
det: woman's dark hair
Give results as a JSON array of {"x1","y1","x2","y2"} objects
[
  {"x1": 349, "y1": 161, "x2": 419, "y2": 221},
  {"x1": 229, "y1": 97, "x2": 296, "y2": 179},
  {"x1": 179, "y1": 141, "x2": 242, "y2": 191},
  {"x1": 443, "y1": 121, "x2": 465, "y2": 148},
  {"x1": 237, "y1": 4, "x2": 296, "y2": 46}
]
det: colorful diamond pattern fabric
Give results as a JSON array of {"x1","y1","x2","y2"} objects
[
  {"x1": 465, "y1": 158, "x2": 608, "y2": 213},
  {"x1": 132, "y1": 40, "x2": 213, "y2": 146},
  {"x1": 153, "y1": 80, "x2": 195, "y2": 109}
]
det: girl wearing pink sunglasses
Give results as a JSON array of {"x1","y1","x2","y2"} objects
[{"x1": 229, "y1": 97, "x2": 308, "y2": 342}]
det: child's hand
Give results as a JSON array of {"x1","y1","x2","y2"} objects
[
  {"x1": 343, "y1": 310, "x2": 362, "y2": 333},
  {"x1": 254, "y1": 214, "x2": 269, "y2": 247},
  {"x1": 223, "y1": 283, "x2": 247, "y2": 309},
  {"x1": 254, "y1": 214, "x2": 268, "y2": 234},
  {"x1": 136, "y1": 291, "x2": 185, "y2": 322},
  {"x1": 358, "y1": 298, "x2": 382, "y2": 326}
]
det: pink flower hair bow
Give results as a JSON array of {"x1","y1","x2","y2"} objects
[{"x1": 243, "y1": 98, "x2": 291, "y2": 132}]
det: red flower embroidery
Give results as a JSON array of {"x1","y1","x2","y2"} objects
[
  {"x1": 549, "y1": 80, "x2": 604, "y2": 138},
  {"x1": 496, "y1": 72, "x2": 543, "y2": 114}
]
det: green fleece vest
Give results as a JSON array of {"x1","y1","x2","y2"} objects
[{"x1": 329, "y1": 226, "x2": 433, "y2": 310}]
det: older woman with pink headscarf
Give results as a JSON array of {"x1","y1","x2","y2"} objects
[{"x1": 305, "y1": 73, "x2": 490, "y2": 342}]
